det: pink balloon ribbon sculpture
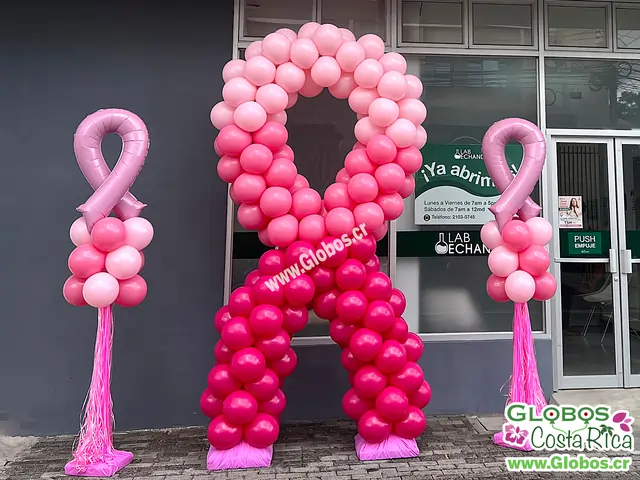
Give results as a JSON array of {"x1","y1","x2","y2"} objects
[
  {"x1": 480, "y1": 118, "x2": 557, "y2": 452},
  {"x1": 204, "y1": 23, "x2": 431, "y2": 470},
  {"x1": 63, "y1": 109, "x2": 154, "y2": 477}
]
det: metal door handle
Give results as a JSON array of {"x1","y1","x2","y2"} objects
[
  {"x1": 609, "y1": 249, "x2": 619, "y2": 273},
  {"x1": 621, "y1": 249, "x2": 633, "y2": 274}
]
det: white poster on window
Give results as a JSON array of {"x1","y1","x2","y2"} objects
[{"x1": 558, "y1": 196, "x2": 583, "y2": 229}]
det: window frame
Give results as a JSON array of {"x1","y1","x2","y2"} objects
[
  {"x1": 544, "y1": 0, "x2": 613, "y2": 52},
  {"x1": 469, "y1": 0, "x2": 538, "y2": 49},
  {"x1": 398, "y1": 0, "x2": 470, "y2": 48},
  {"x1": 239, "y1": 0, "x2": 318, "y2": 43},
  {"x1": 613, "y1": 2, "x2": 640, "y2": 52}
]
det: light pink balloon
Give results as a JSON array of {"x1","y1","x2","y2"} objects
[
  {"x1": 245, "y1": 41, "x2": 263, "y2": 60},
  {"x1": 324, "y1": 183, "x2": 355, "y2": 211},
  {"x1": 289, "y1": 174, "x2": 310, "y2": 194},
  {"x1": 233, "y1": 173, "x2": 267, "y2": 203},
  {"x1": 325, "y1": 207, "x2": 356, "y2": 237},
  {"x1": 340, "y1": 28, "x2": 356, "y2": 42},
  {"x1": 299, "y1": 214, "x2": 327, "y2": 244},
  {"x1": 290, "y1": 38, "x2": 319, "y2": 69},
  {"x1": 398, "y1": 175, "x2": 415, "y2": 198},
  {"x1": 336, "y1": 41, "x2": 365, "y2": 72},
  {"x1": 345, "y1": 149, "x2": 376, "y2": 176},
  {"x1": 240, "y1": 144, "x2": 273, "y2": 174},
  {"x1": 375, "y1": 163, "x2": 406, "y2": 193},
  {"x1": 83, "y1": 272, "x2": 120, "y2": 308},
  {"x1": 404, "y1": 74, "x2": 423, "y2": 99},
  {"x1": 354, "y1": 117, "x2": 384, "y2": 145},
  {"x1": 262, "y1": 32, "x2": 291, "y2": 65},
  {"x1": 291, "y1": 187, "x2": 322, "y2": 219},
  {"x1": 488, "y1": 246, "x2": 519, "y2": 277},
  {"x1": 398, "y1": 99, "x2": 427, "y2": 125},
  {"x1": 267, "y1": 215, "x2": 299, "y2": 247},
  {"x1": 348, "y1": 173, "x2": 379, "y2": 203},
  {"x1": 260, "y1": 186, "x2": 293, "y2": 218},
  {"x1": 386, "y1": 119, "x2": 417, "y2": 148},
  {"x1": 256, "y1": 84, "x2": 289, "y2": 114},
  {"x1": 258, "y1": 228, "x2": 274, "y2": 247},
  {"x1": 244, "y1": 56, "x2": 276, "y2": 87},
  {"x1": 357, "y1": 34, "x2": 385, "y2": 59},
  {"x1": 336, "y1": 168, "x2": 352, "y2": 184},
  {"x1": 354, "y1": 202, "x2": 385, "y2": 232},
  {"x1": 217, "y1": 155, "x2": 243, "y2": 183},
  {"x1": 311, "y1": 56, "x2": 341, "y2": 87},
  {"x1": 368, "y1": 98, "x2": 399, "y2": 127},
  {"x1": 378, "y1": 71, "x2": 407, "y2": 101},
  {"x1": 105, "y1": 245, "x2": 142, "y2": 280},
  {"x1": 286, "y1": 92, "x2": 299, "y2": 109},
  {"x1": 348, "y1": 87, "x2": 379, "y2": 115},
  {"x1": 505, "y1": 270, "x2": 536, "y2": 303},
  {"x1": 124, "y1": 217, "x2": 154, "y2": 250},
  {"x1": 222, "y1": 77, "x2": 256, "y2": 107},
  {"x1": 238, "y1": 203, "x2": 268, "y2": 230},
  {"x1": 276, "y1": 28, "x2": 298, "y2": 42},
  {"x1": 210, "y1": 102, "x2": 236, "y2": 130},
  {"x1": 298, "y1": 22, "x2": 321, "y2": 39},
  {"x1": 70, "y1": 218, "x2": 92, "y2": 246},
  {"x1": 328, "y1": 73, "x2": 356, "y2": 99},
  {"x1": 268, "y1": 111, "x2": 287, "y2": 125},
  {"x1": 299, "y1": 70, "x2": 323, "y2": 98},
  {"x1": 413, "y1": 125, "x2": 427, "y2": 149},
  {"x1": 233, "y1": 101, "x2": 267, "y2": 132},
  {"x1": 379, "y1": 53, "x2": 407, "y2": 74},
  {"x1": 275, "y1": 62, "x2": 306, "y2": 93},
  {"x1": 372, "y1": 222, "x2": 388, "y2": 241},
  {"x1": 313, "y1": 24, "x2": 343, "y2": 56},
  {"x1": 223, "y1": 59, "x2": 246, "y2": 82},
  {"x1": 480, "y1": 221, "x2": 503, "y2": 250},
  {"x1": 376, "y1": 193, "x2": 404, "y2": 220},
  {"x1": 354, "y1": 59, "x2": 384, "y2": 89},
  {"x1": 526, "y1": 217, "x2": 553, "y2": 246}
]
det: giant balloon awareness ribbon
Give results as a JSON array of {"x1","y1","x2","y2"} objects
[
  {"x1": 203, "y1": 23, "x2": 431, "y2": 469},
  {"x1": 62, "y1": 109, "x2": 154, "y2": 477},
  {"x1": 479, "y1": 118, "x2": 557, "y2": 452}
]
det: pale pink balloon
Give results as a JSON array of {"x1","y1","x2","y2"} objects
[
  {"x1": 328, "y1": 73, "x2": 356, "y2": 99},
  {"x1": 354, "y1": 117, "x2": 384, "y2": 145},
  {"x1": 222, "y1": 77, "x2": 257, "y2": 107},
  {"x1": 258, "y1": 228, "x2": 274, "y2": 247},
  {"x1": 488, "y1": 246, "x2": 519, "y2": 277},
  {"x1": 372, "y1": 222, "x2": 388, "y2": 241},
  {"x1": 379, "y1": 53, "x2": 407, "y2": 74},
  {"x1": 354, "y1": 202, "x2": 385, "y2": 232},
  {"x1": 123, "y1": 217, "x2": 154, "y2": 250},
  {"x1": 480, "y1": 221, "x2": 503, "y2": 250},
  {"x1": 526, "y1": 217, "x2": 553, "y2": 246},
  {"x1": 222, "y1": 59, "x2": 246, "y2": 82},
  {"x1": 299, "y1": 214, "x2": 327, "y2": 244},
  {"x1": 357, "y1": 34, "x2": 385, "y2": 59},
  {"x1": 325, "y1": 207, "x2": 356, "y2": 237},
  {"x1": 240, "y1": 144, "x2": 273, "y2": 174},
  {"x1": 368, "y1": 98, "x2": 399, "y2": 127},
  {"x1": 256, "y1": 84, "x2": 289, "y2": 114},
  {"x1": 311, "y1": 56, "x2": 341, "y2": 87},
  {"x1": 354, "y1": 59, "x2": 384, "y2": 89},
  {"x1": 276, "y1": 28, "x2": 297, "y2": 42},
  {"x1": 217, "y1": 155, "x2": 243, "y2": 183},
  {"x1": 244, "y1": 56, "x2": 276, "y2": 87},
  {"x1": 262, "y1": 32, "x2": 291, "y2": 65},
  {"x1": 336, "y1": 168, "x2": 352, "y2": 184},
  {"x1": 267, "y1": 214, "x2": 299, "y2": 247},
  {"x1": 260, "y1": 186, "x2": 293, "y2": 218},
  {"x1": 413, "y1": 125, "x2": 427, "y2": 149},
  {"x1": 268, "y1": 111, "x2": 288, "y2": 125},
  {"x1": 313, "y1": 24, "x2": 343, "y2": 56},
  {"x1": 83, "y1": 272, "x2": 120, "y2": 308},
  {"x1": 336, "y1": 41, "x2": 365, "y2": 72},
  {"x1": 378, "y1": 71, "x2": 407, "y2": 101},
  {"x1": 348, "y1": 87, "x2": 379, "y2": 115},
  {"x1": 233, "y1": 173, "x2": 267, "y2": 203},
  {"x1": 339, "y1": 28, "x2": 355, "y2": 41},
  {"x1": 289, "y1": 174, "x2": 310, "y2": 193},
  {"x1": 299, "y1": 70, "x2": 323, "y2": 98},
  {"x1": 324, "y1": 183, "x2": 356, "y2": 211},
  {"x1": 404, "y1": 74, "x2": 423, "y2": 99},
  {"x1": 345, "y1": 149, "x2": 376, "y2": 176},
  {"x1": 386, "y1": 119, "x2": 417, "y2": 148},
  {"x1": 70, "y1": 218, "x2": 92, "y2": 246},
  {"x1": 291, "y1": 188, "x2": 322, "y2": 219},
  {"x1": 245, "y1": 41, "x2": 263, "y2": 60},
  {"x1": 233, "y1": 101, "x2": 267, "y2": 132},
  {"x1": 238, "y1": 203, "x2": 268, "y2": 230},
  {"x1": 398, "y1": 175, "x2": 415, "y2": 198},
  {"x1": 286, "y1": 92, "x2": 299, "y2": 109},
  {"x1": 105, "y1": 245, "x2": 142, "y2": 280},
  {"x1": 275, "y1": 62, "x2": 306, "y2": 93},
  {"x1": 376, "y1": 193, "x2": 404, "y2": 220},
  {"x1": 265, "y1": 158, "x2": 297, "y2": 188},
  {"x1": 375, "y1": 163, "x2": 406, "y2": 193},
  {"x1": 505, "y1": 270, "x2": 536, "y2": 303},
  {"x1": 210, "y1": 102, "x2": 236, "y2": 130},
  {"x1": 398, "y1": 98, "x2": 427, "y2": 125},
  {"x1": 348, "y1": 173, "x2": 379, "y2": 203},
  {"x1": 298, "y1": 22, "x2": 321, "y2": 39},
  {"x1": 290, "y1": 38, "x2": 319, "y2": 69}
]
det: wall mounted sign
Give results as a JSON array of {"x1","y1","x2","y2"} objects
[
  {"x1": 414, "y1": 144, "x2": 524, "y2": 226},
  {"x1": 567, "y1": 232, "x2": 602, "y2": 255},
  {"x1": 558, "y1": 195, "x2": 583, "y2": 229},
  {"x1": 433, "y1": 231, "x2": 490, "y2": 256}
]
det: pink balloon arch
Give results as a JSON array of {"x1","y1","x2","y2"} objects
[{"x1": 205, "y1": 23, "x2": 430, "y2": 469}]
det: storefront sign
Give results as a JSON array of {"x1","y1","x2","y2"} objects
[
  {"x1": 567, "y1": 232, "x2": 602, "y2": 255},
  {"x1": 433, "y1": 231, "x2": 490, "y2": 256},
  {"x1": 559, "y1": 195, "x2": 583, "y2": 229},
  {"x1": 414, "y1": 144, "x2": 523, "y2": 225}
]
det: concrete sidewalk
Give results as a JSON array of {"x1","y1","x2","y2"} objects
[{"x1": 1, "y1": 416, "x2": 638, "y2": 479}]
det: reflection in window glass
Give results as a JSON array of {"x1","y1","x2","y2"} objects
[
  {"x1": 547, "y1": 5, "x2": 608, "y2": 48},
  {"x1": 472, "y1": 3, "x2": 533, "y2": 46},
  {"x1": 402, "y1": 0, "x2": 464, "y2": 44},
  {"x1": 321, "y1": 0, "x2": 387, "y2": 41},
  {"x1": 616, "y1": 8, "x2": 640, "y2": 50},
  {"x1": 545, "y1": 59, "x2": 640, "y2": 130},
  {"x1": 243, "y1": 0, "x2": 313, "y2": 38},
  {"x1": 396, "y1": 55, "x2": 541, "y2": 333}
]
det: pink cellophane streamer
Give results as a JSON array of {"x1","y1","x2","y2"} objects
[
  {"x1": 354, "y1": 434, "x2": 419, "y2": 461},
  {"x1": 493, "y1": 302, "x2": 547, "y2": 451},
  {"x1": 207, "y1": 443, "x2": 273, "y2": 470},
  {"x1": 65, "y1": 306, "x2": 133, "y2": 477}
]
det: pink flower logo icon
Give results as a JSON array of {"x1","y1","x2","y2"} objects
[
  {"x1": 611, "y1": 411, "x2": 634, "y2": 433},
  {"x1": 503, "y1": 423, "x2": 529, "y2": 446}
]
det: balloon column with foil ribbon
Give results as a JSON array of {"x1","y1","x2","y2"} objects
[
  {"x1": 480, "y1": 118, "x2": 557, "y2": 452},
  {"x1": 203, "y1": 23, "x2": 431, "y2": 470},
  {"x1": 62, "y1": 109, "x2": 153, "y2": 477}
]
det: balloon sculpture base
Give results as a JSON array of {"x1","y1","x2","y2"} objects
[
  {"x1": 493, "y1": 431, "x2": 534, "y2": 452},
  {"x1": 207, "y1": 443, "x2": 273, "y2": 470},
  {"x1": 64, "y1": 450, "x2": 133, "y2": 477},
  {"x1": 355, "y1": 434, "x2": 419, "y2": 461}
]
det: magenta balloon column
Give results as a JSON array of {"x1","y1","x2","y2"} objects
[
  {"x1": 203, "y1": 23, "x2": 431, "y2": 470},
  {"x1": 62, "y1": 110, "x2": 154, "y2": 477}
]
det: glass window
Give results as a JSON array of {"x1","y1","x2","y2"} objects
[
  {"x1": 545, "y1": 59, "x2": 640, "y2": 130},
  {"x1": 321, "y1": 0, "x2": 387, "y2": 41},
  {"x1": 616, "y1": 7, "x2": 640, "y2": 50},
  {"x1": 402, "y1": 0, "x2": 465, "y2": 44},
  {"x1": 472, "y1": 2, "x2": 534, "y2": 46},
  {"x1": 397, "y1": 55, "x2": 541, "y2": 334},
  {"x1": 547, "y1": 4, "x2": 609, "y2": 48},
  {"x1": 243, "y1": 0, "x2": 314, "y2": 38}
]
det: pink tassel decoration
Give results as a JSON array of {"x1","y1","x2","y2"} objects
[{"x1": 65, "y1": 306, "x2": 133, "y2": 477}]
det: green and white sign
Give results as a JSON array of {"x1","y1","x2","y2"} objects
[
  {"x1": 568, "y1": 232, "x2": 602, "y2": 255},
  {"x1": 414, "y1": 144, "x2": 524, "y2": 225}
]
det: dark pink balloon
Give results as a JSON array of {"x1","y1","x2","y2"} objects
[
  {"x1": 223, "y1": 390, "x2": 259, "y2": 425},
  {"x1": 115, "y1": 275, "x2": 147, "y2": 307},
  {"x1": 345, "y1": 149, "x2": 376, "y2": 176},
  {"x1": 240, "y1": 143, "x2": 273, "y2": 174},
  {"x1": 244, "y1": 368, "x2": 279, "y2": 402},
  {"x1": 519, "y1": 245, "x2": 551, "y2": 277},
  {"x1": 207, "y1": 415, "x2": 242, "y2": 450},
  {"x1": 63, "y1": 276, "x2": 87, "y2": 306},
  {"x1": 408, "y1": 380, "x2": 432, "y2": 409},
  {"x1": 342, "y1": 388, "x2": 374, "y2": 421},
  {"x1": 273, "y1": 144, "x2": 294, "y2": 161},
  {"x1": 376, "y1": 386, "x2": 409, "y2": 422},
  {"x1": 354, "y1": 365, "x2": 387, "y2": 399},
  {"x1": 268, "y1": 348, "x2": 297, "y2": 378},
  {"x1": 291, "y1": 188, "x2": 322, "y2": 220},
  {"x1": 313, "y1": 288, "x2": 340, "y2": 320},
  {"x1": 393, "y1": 406, "x2": 426, "y2": 439},
  {"x1": 375, "y1": 340, "x2": 408, "y2": 374},
  {"x1": 486, "y1": 274, "x2": 509, "y2": 303},
  {"x1": 533, "y1": 272, "x2": 557, "y2": 301},
  {"x1": 341, "y1": 347, "x2": 365, "y2": 373},
  {"x1": 252, "y1": 276, "x2": 285, "y2": 306},
  {"x1": 200, "y1": 389, "x2": 223, "y2": 418},
  {"x1": 284, "y1": 240, "x2": 315, "y2": 267},
  {"x1": 207, "y1": 364, "x2": 242, "y2": 399},
  {"x1": 335, "y1": 290, "x2": 368, "y2": 324},
  {"x1": 350, "y1": 328, "x2": 383, "y2": 362},
  {"x1": 403, "y1": 333, "x2": 424, "y2": 362},
  {"x1": 394, "y1": 146, "x2": 422, "y2": 175},
  {"x1": 388, "y1": 289, "x2": 406, "y2": 317},
  {"x1": 283, "y1": 274, "x2": 316, "y2": 306},
  {"x1": 213, "y1": 138, "x2": 222, "y2": 157},
  {"x1": 259, "y1": 249, "x2": 286, "y2": 276},
  {"x1": 221, "y1": 317, "x2": 254, "y2": 351},
  {"x1": 90, "y1": 218, "x2": 126, "y2": 252},
  {"x1": 68, "y1": 244, "x2": 106, "y2": 279},
  {"x1": 348, "y1": 235, "x2": 377, "y2": 263},
  {"x1": 385, "y1": 317, "x2": 409, "y2": 343},
  {"x1": 255, "y1": 329, "x2": 290, "y2": 361},
  {"x1": 214, "y1": 306, "x2": 232, "y2": 333},
  {"x1": 281, "y1": 305, "x2": 309, "y2": 334},
  {"x1": 249, "y1": 304, "x2": 284, "y2": 337},
  {"x1": 308, "y1": 265, "x2": 335, "y2": 293},
  {"x1": 228, "y1": 286, "x2": 255, "y2": 317},
  {"x1": 366, "y1": 134, "x2": 397, "y2": 165},
  {"x1": 357, "y1": 410, "x2": 392, "y2": 443},
  {"x1": 253, "y1": 121, "x2": 288, "y2": 151},
  {"x1": 259, "y1": 390, "x2": 287, "y2": 417},
  {"x1": 329, "y1": 318, "x2": 358, "y2": 348},
  {"x1": 214, "y1": 340, "x2": 234, "y2": 364},
  {"x1": 319, "y1": 236, "x2": 349, "y2": 268},
  {"x1": 217, "y1": 125, "x2": 253, "y2": 156},
  {"x1": 243, "y1": 413, "x2": 280, "y2": 448},
  {"x1": 364, "y1": 255, "x2": 381, "y2": 274},
  {"x1": 231, "y1": 347, "x2": 266, "y2": 383},
  {"x1": 389, "y1": 362, "x2": 424, "y2": 394},
  {"x1": 335, "y1": 259, "x2": 367, "y2": 291},
  {"x1": 363, "y1": 272, "x2": 392, "y2": 301},
  {"x1": 363, "y1": 300, "x2": 395, "y2": 333},
  {"x1": 245, "y1": 269, "x2": 261, "y2": 287},
  {"x1": 502, "y1": 219, "x2": 531, "y2": 253}
]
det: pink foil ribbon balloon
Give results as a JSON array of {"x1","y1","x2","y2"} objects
[
  {"x1": 74, "y1": 109, "x2": 149, "y2": 231},
  {"x1": 481, "y1": 118, "x2": 546, "y2": 231}
]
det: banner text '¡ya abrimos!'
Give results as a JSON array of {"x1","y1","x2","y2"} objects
[{"x1": 420, "y1": 162, "x2": 518, "y2": 188}]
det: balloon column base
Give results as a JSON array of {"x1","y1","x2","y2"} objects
[
  {"x1": 493, "y1": 430, "x2": 534, "y2": 452},
  {"x1": 207, "y1": 443, "x2": 273, "y2": 470},
  {"x1": 354, "y1": 434, "x2": 419, "y2": 461},
  {"x1": 64, "y1": 450, "x2": 133, "y2": 477}
]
